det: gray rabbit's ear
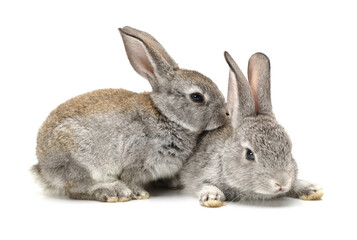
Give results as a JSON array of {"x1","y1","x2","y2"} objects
[
  {"x1": 248, "y1": 52, "x2": 272, "y2": 114},
  {"x1": 119, "y1": 26, "x2": 179, "y2": 91},
  {"x1": 224, "y1": 52, "x2": 255, "y2": 129}
]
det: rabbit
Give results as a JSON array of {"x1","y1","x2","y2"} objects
[
  {"x1": 179, "y1": 51, "x2": 324, "y2": 207},
  {"x1": 31, "y1": 26, "x2": 228, "y2": 202}
]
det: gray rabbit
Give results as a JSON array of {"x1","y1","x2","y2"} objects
[
  {"x1": 180, "y1": 52, "x2": 323, "y2": 207},
  {"x1": 32, "y1": 26, "x2": 228, "y2": 202}
]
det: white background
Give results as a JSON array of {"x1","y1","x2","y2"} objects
[{"x1": 1, "y1": 0, "x2": 356, "y2": 239}]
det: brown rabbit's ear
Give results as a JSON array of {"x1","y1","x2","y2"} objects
[
  {"x1": 248, "y1": 53, "x2": 272, "y2": 114},
  {"x1": 119, "y1": 26, "x2": 179, "y2": 91},
  {"x1": 224, "y1": 52, "x2": 255, "y2": 129}
]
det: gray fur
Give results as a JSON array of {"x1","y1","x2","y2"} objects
[
  {"x1": 180, "y1": 52, "x2": 323, "y2": 206},
  {"x1": 32, "y1": 26, "x2": 228, "y2": 202}
]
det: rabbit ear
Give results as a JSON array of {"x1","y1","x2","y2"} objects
[
  {"x1": 119, "y1": 26, "x2": 179, "y2": 91},
  {"x1": 224, "y1": 52, "x2": 255, "y2": 129},
  {"x1": 248, "y1": 53, "x2": 272, "y2": 114}
]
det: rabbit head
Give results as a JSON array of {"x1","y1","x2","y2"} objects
[
  {"x1": 119, "y1": 26, "x2": 228, "y2": 132},
  {"x1": 222, "y1": 52, "x2": 298, "y2": 199}
]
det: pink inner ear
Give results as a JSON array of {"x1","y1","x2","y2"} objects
[
  {"x1": 227, "y1": 70, "x2": 238, "y2": 116},
  {"x1": 248, "y1": 53, "x2": 271, "y2": 114},
  {"x1": 249, "y1": 67, "x2": 259, "y2": 113},
  {"x1": 127, "y1": 37, "x2": 154, "y2": 77},
  {"x1": 137, "y1": 34, "x2": 177, "y2": 69}
]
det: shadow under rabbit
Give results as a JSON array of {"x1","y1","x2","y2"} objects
[{"x1": 233, "y1": 197, "x2": 301, "y2": 208}]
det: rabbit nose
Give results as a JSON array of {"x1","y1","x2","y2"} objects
[
  {"x1": 274, "y1": 182, "x2": 283, "y2": 192},
  {"x1": 271, "y1": 172, "x2": 292, "y2": 193},
  {"x1": 272, "y1": 179, "x2": 291, "y2": 193}
]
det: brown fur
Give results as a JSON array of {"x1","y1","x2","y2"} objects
[{"x1": 36, "y1": 89, "x2": 160, "y2": 156}]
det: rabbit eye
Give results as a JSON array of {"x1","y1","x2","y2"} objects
[
  {"x1": 246, "y1": 149, "x2": 255, "y2": 161},
  {"x1": 190, "y1": 93, "x2": 204, "y2": 103}
]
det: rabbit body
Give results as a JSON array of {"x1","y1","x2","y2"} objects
[
  {"x1": 180, "y1": 52, "x2": 323, "y2": 207},
  {"x1": 35, "y1": 89, "x2": 198, "y2": 201},
  {"x1": 32, "y1": 27, "x2": 228, "y2": 202}
]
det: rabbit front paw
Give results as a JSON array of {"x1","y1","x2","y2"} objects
[
  {"x1": 125, "y1": 184, "x2": 150, "y2": 200},
  {"x1": 299, "y1": 185, "x2": 324, "y2": 201},
  {"x1": 133, "y1": 189, "x2": 150, "y2": 200},
  {"x1": 289, "y1": 179, "x2": 324, "y2": 201},
  {"x1": 199, "y1": 185, "x2": 226, "y2": 208},
  {"x1": 93, "y1": 187, "x2": 133, "y2": 202}
]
